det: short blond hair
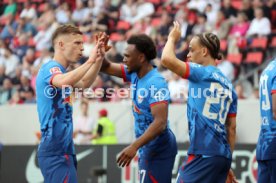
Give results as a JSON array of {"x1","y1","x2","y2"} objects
[{"x1": 51, "y1": 24, "x2": 82, "y2": 46}]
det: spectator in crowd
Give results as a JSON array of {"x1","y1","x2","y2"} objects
[
  {"x1": 87, "y1": 0, "x2": 100, "y2": 19},
  {"x1": 74, "y1": 100, "x2": 96, "y2": 145},
  {"x1": 240, "y1": 0, "x2": 254, "y2": 20},
  {"x1": 9, "y1": 90, "x2": 23, "y2": 105},
  {"x1": 0, "y1": 77, "x2": 15, "y2": 104},
  {"x1": 187, "y1": 0, "x2": 208, "y2": 13},
  {"x1": 120, "y1": 0, "x2": 136, "y2": 23},
  {"x1": 33, "y1": 20, "x2": 59, "y2": 51},
  {"x1": 217, "y1": 55, "x2": 235, "y2": 82},
  {"x1": 0, "y1": 65, "x2": 7, "y2": 86},
  {"x1": 72, "y1": 0, "x2": 90, "y2": 25},
  {"x1": 168, "y1": 73, "x2": 188, "y2": 103},
  {"x1": 19, "y1": 1, "x2": 37, "y2": 21},
  {"x1": 15, "y1": 17, "x2": 37, "y2": 37},
  {"x1": 235, "y1": 82, "x2": 246, "y2": 99},
  {"x1": 36, "y1": 2, "x2": 55, "y2": 27},
  {"x1": 204, "y1": 3, "x2": 218, "y2": 27},
  {"x1": 213, "y1": 10, "x2": 232, "y2": 40},
  {"x1": 2, "y1": 0, "x2": 17, "y2": 17},
  {"x1": 0, "y1": 14, "x2": 17, "y2": 41},
  {"x1": 0, "y1": 0, "x2": 274, "y2": 103},
  {"x1": 91, "y1": 108, "x2": 117, "y2": 144},
  {"x1": 13, "y1": 33, "x2": 30, "y2": 62},
  {"x1": 220, "y1": 0, "x2": 237, "y2": 19},
  {"x1": 227, "y1": 11, "x2": 250, "y2": 54},
  {"x1": 10, "y1": 65, "x2": 21, "y2": 86},
  {"x1": 192, "y1": 13, "x2": 212, "y2": 35},
  {"x1": 175, "y1": 7, "x2": 194, "y2": 39},
  {"x1": 127, "y1": 0, "x2": 154, "y2": 25},
  {"x1": 55, "y1": 2, "x2": 71, "y2": 24},
  {"x1": 0, "y1": 46, "x2": 19, "y2": 78},
  {"x1": 33, "y1": 49, "x2": 51, "y2": 67},
  {"x1": 246, "y1": 7, "x2": 271, "y2": 38},
  {"x1": 252, "y1": 0, "x2": 271, "y2": 19},
  {"x1": 23, "y1": 86, "x2": 35, "y2": 104}
]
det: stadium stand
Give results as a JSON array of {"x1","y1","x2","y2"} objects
[{"x1": 0, "y1": 0, "x2": 276, "y2": 104}]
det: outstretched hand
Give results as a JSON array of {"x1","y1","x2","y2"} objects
[
  {"x1": 225, "y1": 169, "x2": 238, "y2": 183},
  {"x1": 168, "y1": 21, "x2": 181, "y2": 44},
  {"x1": 88, "y1": 32, "x2": 110, "y2": 64},
  {"x1": 116, "y1": 145, "x2": 138, "y2": 167}
]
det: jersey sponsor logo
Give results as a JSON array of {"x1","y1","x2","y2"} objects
[
  {"x1": 26, "y1": 149, "x2": 94, "y2": 182},
  {"x1": 50, "y1": 67, "x2": 62, "y2": 74}
]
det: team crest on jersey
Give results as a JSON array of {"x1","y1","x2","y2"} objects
[
  {"x1": 50, "y1": 67, "x2": 62, "y2": 74},
  {"x1": 154, "y1": 90, "x2": 165, "y2": 101},
  {"x1": 132, "y1": 102, "x2": 141, "y2": 114},
  {"x1": 137, "y1": 95, "x2": 144, "y2": 103}
]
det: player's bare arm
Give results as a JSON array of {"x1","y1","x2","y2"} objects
[
  {"x1": 225, "y1": 117, "x2": 238, "y2": 183},
  {"x1": 51, "y1": 38, "x2": 103, "y2": 89},
  {"x1": 161, "y1": 21, "x2": 187, "y2": 77},
  {"x1": 272, "y1": 94, "x2": 276, "y2": 120},
  {"x1": 225, "y1": 116, "x2": 236, "y2": 152},
  {"x1": 74, "y1": 32, "x2": 107, "y2": 89},
  {"x1": 116, "y1": 102, "x2": 168, "y2": 167},
  {"x1": 100, "y1": 35, "x2": 124, "y2": 78},
  {"x1": 100, "y1": 57, "x2": 123, "y2": 78}
]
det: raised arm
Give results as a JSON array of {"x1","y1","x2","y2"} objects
[
  {"x1": 161, "y1": 21, "x2": 188, "y2": 77},
  {"x1": 100, "y1": 57, "x2": 124, "y2": 78},
  {"x1": 51, "y1": 56, "x2": 97, "y2": 89},
  {"x1": 52, "y1": 33, "x2": 106, "y2": 89},
  {"x1": 74, "y1": 33, "x2": 107, "y2": 89}
]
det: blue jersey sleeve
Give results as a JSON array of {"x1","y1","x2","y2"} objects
[
  {"x1": 147, "y1": 77, "x2": 170, "y2": 107},
  {"x1": 183, "y1": 62, "x2": 206, "y2": 82},
  {"x1": 43, "y1": 62, "x2": 63, "y2": 85},
  {"x1": 121, "y1": 64, "x2": 131, "y2": 82}
]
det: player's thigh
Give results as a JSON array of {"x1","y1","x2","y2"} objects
[
  {"x1": 38, "y1": 155, "x2": 77, "y2": 183},
  {"x1": 258, "y1": 160, "x2": 270, "y2": 183},
  {"x1": 139, "y1": 156, "x2": 175, "y2": 183},
  {"x1": 176, "y1": 155, "x2": 231, "y2": 183}
]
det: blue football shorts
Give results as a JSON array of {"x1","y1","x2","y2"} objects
[
  {"x1": 176, "y1": 155, "x2": 231, "y2": 183},
  {"x1": 138, "y1": 155, "x2": 176, "y2": 183},
  {"x1": 258, "y1": 159, "x2": 276, "y2": 183},
  {"x1": 38, "y1": 154, "x2": 77, "y2": 183}
]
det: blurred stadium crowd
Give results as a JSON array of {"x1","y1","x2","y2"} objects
[{"x1": 0, "y1": 0, "x2": 275, "y2": 105}]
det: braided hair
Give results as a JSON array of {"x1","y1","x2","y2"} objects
[{"x1": 196, "y1": 33, "x2": 223, "y2": 60}]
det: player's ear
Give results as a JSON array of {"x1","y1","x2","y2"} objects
[
  {"x1": 202, "y1": 47, "x2": 208, "y2": 57},
  {"x1": 58, "y1": 41, "x2": 64, "y2": 49},
  {"x1": 139, "y1": 53, "x2": 146, "y2": 63}
]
